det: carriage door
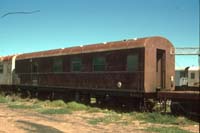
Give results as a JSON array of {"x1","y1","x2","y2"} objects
[{"x1": 156, "y1": 49, "x2": 166, "y2": 89}]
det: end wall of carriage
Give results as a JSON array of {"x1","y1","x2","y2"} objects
[{"x1": 144, "y1": 37, "x2": 175, "y2": 92}]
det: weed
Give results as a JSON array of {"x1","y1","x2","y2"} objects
[
  {"x1": 66, "y1": 101, "x2": 88, "y2": 111},
  {"x1": 0, "y1": 93, "x2": 197, "y2": 128},
  {"x1": 129, "y1": 112, "x2": 196, "y2": 125},
  {"x1": 88, "y1": 113, "x2": 121, "y2": 125},
  {"x1": 87, "y1": 107, "x2": 101, "y2": 113},
  {"x1": 144, "y1": 126, "x2": 192, "y2": 133},
  {"x1": 9, "y1": 104, "x2": 34, "y2": 109},
  {"x1": 0, "y1": 95, "x2": 8, "y2": 103},
  {"x1": 88, "y1": 117, "x2": 104, "y2": 125},
  {"x1": 8, "y1": 103, "x2": 40, "y2": 109},
  {"x1": 38, "y1": 108, "x2": 71, "y2": 115},
  {"x1": 37, "y1": 100, "x2": 66, "y2": 108}
]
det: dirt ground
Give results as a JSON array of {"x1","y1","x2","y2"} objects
[{"x1": 0, "y1": 103, "x2": 199, "y2": 133}]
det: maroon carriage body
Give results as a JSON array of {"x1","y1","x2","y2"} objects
[{"x1": 15, "y1": 36, "x2": 175, "y2": 94}]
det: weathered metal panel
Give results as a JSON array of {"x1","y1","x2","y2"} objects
[
  {"x1": 15, "y1": 48, "x2": 145, "y2": 91},
  {"x1": 158, "y1": 91, "x2": 199, "y2": 100},
  {"x1": 16, "y1": 38, "x2": 147, "y2": 60},
  {"x1": 144, "y1": 37, "x2": 175, "y2": 92},
  {"x1": 17, "y1": 72, "x2": 144, "y2": 91}
]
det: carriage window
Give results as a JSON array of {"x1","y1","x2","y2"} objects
[
  {"x1": 53, "y1": 58, "x2": 63, "y2": 72},
  {"x1": 32, "y1": 62, "x2": 39, "y2": 73},
  {"x1": 71, "y1": 57, "x2": 81, "y2": 72},
  {"x1": 93, "y1": 56, "x2": 106, "y2": 71},
  {"x1": 127, "y1": 54, "x2": 138, "y2": 71},
  {"x1": 0, "y1": 64, "x2": 3, "y2": 73},
  {"x1": 191, "y1": 73, "x2": 195, "y2": 79}
]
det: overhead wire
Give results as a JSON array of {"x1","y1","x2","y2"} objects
[{"x1": 1, "y1": 10, "x2": 40, "y2": 18}]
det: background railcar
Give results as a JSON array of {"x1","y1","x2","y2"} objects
[
  {"x1": 0, "y1": 55, "x2": 17, "y2": 85},
  {"x1": 14, "y1": 36, "x2": 175, "y2": 99},
  {"x1": 175, "y1": 67, "x2": 200, "y2": 87}
]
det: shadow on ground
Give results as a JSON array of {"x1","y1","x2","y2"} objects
[{"x1": 17, "y1": 120, "x2": 63, "y2": 133}]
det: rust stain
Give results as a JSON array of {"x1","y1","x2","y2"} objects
[{"x1": 16, "y1": 37, "x2": 148, "y2": 60}]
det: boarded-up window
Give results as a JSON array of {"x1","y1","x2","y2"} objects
[
  {"x1": 127, "y1": 54, "x2": 138, "y2": 71},
  {"x1": 93, "y1": 56, "x2": 106, "y2": 71},
  {"x1": 191, "y1": 73, "x2": 195, "y2": 79},
  {"x1": 71, "y1": 57, "x2": 81, "y2": 72},
  {"x1": 53, "y1": 58, "x2": 63, "y2": 72},
  {"x1": 0, "y1": 63, "x2": 3, "y2": 73}
]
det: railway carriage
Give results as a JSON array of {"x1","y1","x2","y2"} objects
[{"x1": 13, "y1": 36, "x2": 175, "y2": 102}]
